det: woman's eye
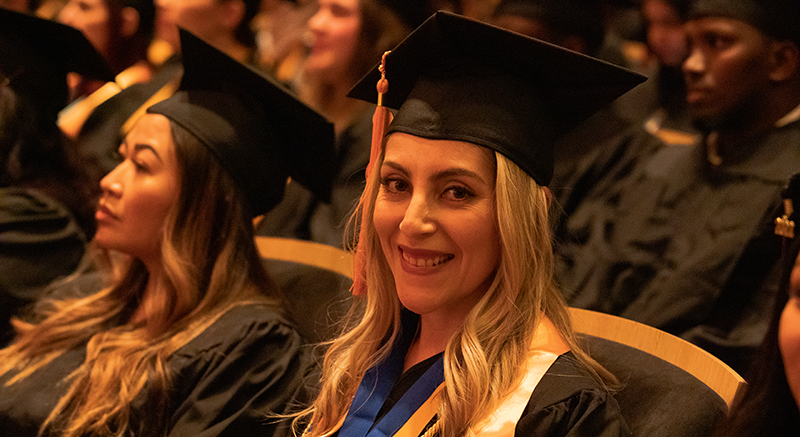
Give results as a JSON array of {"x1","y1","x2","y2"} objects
[
  {"x1": 133, "y1": 160, "x2": 149, "y2": 173},
  {"x1": 381, "y1": 177, "x2": 408, "y2": 194},
  {"x1": 444, "y1": 185, "x2": 474, "y2": 201}
]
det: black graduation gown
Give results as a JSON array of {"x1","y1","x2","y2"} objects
[
  {"x1": 256, "y1": 107, "x2": 372, "y2": 247},
  {"x1": 0, "y1": 304, "x2": 310, "y2": 437},
  {"x1": 0, "y1": 187, "x2": 86, "y2": 345},
  {"x1": 557, "y1": 118, "x2": 800, "y2": 373},
  {"x1": 256, "y1": 108, "x2": 371, "y2": 342},
  {"x1": 518, "y1": 354, "x2": 631, "y2": 437}
]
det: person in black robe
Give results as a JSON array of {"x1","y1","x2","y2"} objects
[
  {"x1": 556, "y1": 0, "x2": 800, "y2": 375},
  {"x1": 295, "y1": 12, "x2": 644, "y2": 437},
  {"x1": 0, "y1": 28, "x2": 336, "y2": 437},
  {"x1": 0, "y1": 9, "x2": 114, "y2": 345}
]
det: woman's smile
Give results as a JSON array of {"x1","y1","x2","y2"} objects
[{"x1": 399, "y1": 245, "x2": 455, "y2": 270}]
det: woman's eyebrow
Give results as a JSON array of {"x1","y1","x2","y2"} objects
[
  {"x1": 133, "y1": 143, "x2": 163, "y2": 163},
  {"x1": 382, "y1": 160, "x2": 488, "y2": 184}
]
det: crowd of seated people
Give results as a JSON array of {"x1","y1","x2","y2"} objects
[{"x1": 3, "y1": 0, "x2": 800, "y2": 435}]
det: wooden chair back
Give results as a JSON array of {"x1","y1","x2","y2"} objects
[{"x1": 569, "y1": 307, "x2": 746, "y2": 406}]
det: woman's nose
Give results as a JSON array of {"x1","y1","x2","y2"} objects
[
  {"x1": 398, "y1": 193, "x2": 436, "y2": 237},
  {"x1": 100, "y1": 164, "x2": 124, "y2": 197}
]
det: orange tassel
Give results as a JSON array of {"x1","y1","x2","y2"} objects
[{"x1": 352, "y1": 51, "x2": 392, "y2": 296}]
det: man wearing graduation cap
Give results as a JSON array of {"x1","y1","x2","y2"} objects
[
  {"x1": 299, "y1": 11, "x2": 644, "y2": 437},
  {"x1": 0, "y1": 8, "x2": 112, "y2": 345},
  {"x1": 556, "y1": 0, "x2": 800, "y2": 375}
]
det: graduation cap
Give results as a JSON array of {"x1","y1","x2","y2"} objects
[
  {"x1": 147, "y1": 29, "x2": 335, "y2": 217},
  {"x1": 0, "y1": 7, "x2": 114, "y2": 125},
  {"x1": 348, "y1": 11, "x2": 646, "y2": 186},
  {"x1": 690, "y1": 0, "x2": 800, "y2": 47}
]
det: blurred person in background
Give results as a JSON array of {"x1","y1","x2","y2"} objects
[
  {"x1": 70, "y1": 0, "x2": 262, "y2": 187},
  {"x1": 155, "y1": 0, "x2": 260, "y2": 63},
  {"x1": 614, "y1": 0, "x2": 698, "y2": 146},
  {"x1": 556, "y1": 0, "x2": 800, "y2": 375},
  {"x1": 253, "y1": 0, "x2": 316, "y2": 84},
  {"x1": 56, "y1": 0, "x2": 157, "y2": 138},
  {"x1": 0, "y1": 9, "x2": 111, "y2": 345},
  {"x1": 256, "y1": 0, "x2": 432, "y2": 342}
]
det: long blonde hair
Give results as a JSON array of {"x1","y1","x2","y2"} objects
[
  {"x1": 0, "y1": 121, "x2": 281, "y2": 437},
  {"x1": 300, "y1": 141, "x2": 614, "y2": 437}
]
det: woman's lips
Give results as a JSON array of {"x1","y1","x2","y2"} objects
[
  {"x1": 399, "y1": 246, "x2": 454, "y2": 268},
  {"x1": 96, "y1": 202, "x2": 118, "y2": 221}
]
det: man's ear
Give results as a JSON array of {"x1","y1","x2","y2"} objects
[
  {"x1": 769, "y1": 39, "x2": 800, "y2": 83},
  {"x1": 120, "y1": 6, "x2": 141, "y2": 39}
]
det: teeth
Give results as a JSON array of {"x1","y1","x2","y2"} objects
[{"x1": 402, "y1": 252, "x2": 452, "y2": 267}]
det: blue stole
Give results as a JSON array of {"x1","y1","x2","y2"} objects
[{"x1": 338, "y1": 315, "x2": 445, "y2": 437}]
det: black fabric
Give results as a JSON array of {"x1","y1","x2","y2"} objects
[
  {"x1": 518, "y1": 352, "x2": 631, "y2": 437},
  {"x1": 0, "y1": 304, "x2": 310, "y2": 437},
  {"x1": 550, "y1": 106, "x2": 635, "y2": 214},
  {"x1": 263, "y1": 259, "x2": 353, "y2": 343},
  {"x1": 148, "y1": 30, "x2": 336, "y2": 216},
  {"x1": 0, "y1": 8, "x2": 112, "y2": 126},
  {"x1": 579, "y1": 335, "x2": 727, "y2": 437},
  {"x1": 76, "y1": 55, "x2": 183, "y2": 183},
  {"x1": 257, "y1": 107, "x2": 372, "y2": 247},
  {"x1": 0, "y1": 188, "x2": 86, "y2": 345},
  {"x1": 689, "y1": 0, "x2": 800, "y2": 46},
  {"x1": 557, "y1": 119, "x2": 800, "y2": 374},
  {"x1": 347, "y1": 11, "x2": 645, "y2": 186}
]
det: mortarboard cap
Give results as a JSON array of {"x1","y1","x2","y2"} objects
[
  {"x1": 348, "y1": 11, "x2": 645, "y2": 186},
  {"x1": 689, "y1": 0, "x2": 800, "y2": 47},
  {"x1": 0, "y1": 7, "x2": 114, "y2": 124},
  {"x1": 147, "y1": 29, "x2": 335, "y2": 216}
]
